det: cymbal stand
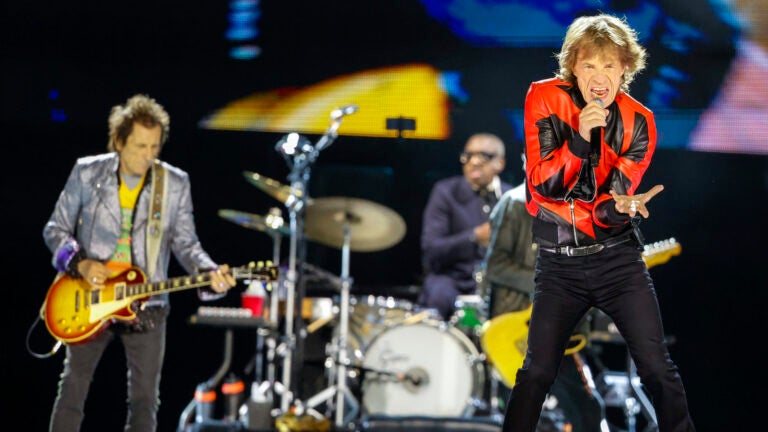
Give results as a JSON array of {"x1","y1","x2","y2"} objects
[
  {"x1": 302, "y1": 220, "x2": 359, "y2": 428},
  {"x1": 252, "y1": 208, "x2": 286, "y2": 400}
]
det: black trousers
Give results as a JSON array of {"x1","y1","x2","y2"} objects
[{"x1": 502, "y1": 244, "x2": 695, "y2": 432}]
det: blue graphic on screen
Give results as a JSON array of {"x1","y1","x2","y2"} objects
[{"x1": 418, "y1": 0, "x2": 668, "y2": 47}]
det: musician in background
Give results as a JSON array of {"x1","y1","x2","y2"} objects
[
  {"x1": 418, "y1": 132, "x2": 512, "y2": 321},
  {"x1": 502, "y1": 14, "x2": 695, "y2": 431},
  {"x1": 43, "y1": 94, "x2": 236, "y2": 432}
]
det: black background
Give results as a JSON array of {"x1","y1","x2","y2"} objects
[{"x1": 2, "y1": 1, "x2": 766, "y2": 431}]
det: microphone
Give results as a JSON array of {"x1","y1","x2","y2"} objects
[
  {"x1": 590, "y1": 98, "x2": 604, "y2": 167},
  {"x1": 408, "y1": 374, "x2": 423, "y2": 386},
  {"x1": 330, "y1": 104, "x2": 359, "y2": 120}
]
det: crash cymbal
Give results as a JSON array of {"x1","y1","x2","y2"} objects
[
  {"x1": 242, "y1": 171, "x2": 310, "y2": 204},
  {"x1": 218, "y1": 209, "x2": 290, "y2": 237},
  {"x1": 304, "y1": 197, "x2": 406, "y2": 252}
]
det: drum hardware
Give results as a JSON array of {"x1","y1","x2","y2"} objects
[
  {"x1": 267, "y1": 112, "x2": 365, "y2": 416},
  {"x1": 218, "y1": 206, "x2": 289, "y2": 407},
  {"x1": 302, "y1": 218, "x2": 360, "y2": 427},
  {"x1": 219, "y1": 198, "x2": 408, "y2": 427},
  {"x1": 301, "y1": 197, "x2": 406, "y2": 428},
  {"x1": 220, "y1": 107, "x2": 359, "y2": 416},
  {"x1": 264, "y1": 104, "x2": 405, "y2": 429}
]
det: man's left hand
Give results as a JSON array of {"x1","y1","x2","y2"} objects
[
  {"x1": 610, "y1": 185, "x2": 664, "y2": 218},
  {"x1": 209, "y1": 264, "x2": 236, "y2": 293}
]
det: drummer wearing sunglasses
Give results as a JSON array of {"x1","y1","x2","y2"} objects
[{"x1": 418, "y1": 133, "x2": 512, "y2": 321}]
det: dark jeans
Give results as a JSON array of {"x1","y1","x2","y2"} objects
[
  {"x1": 502, "y1": 244, "x2": 695, "y2": 432},
  {"x1": 49, "y1": 308, "x2": 168, "y2": 432}
]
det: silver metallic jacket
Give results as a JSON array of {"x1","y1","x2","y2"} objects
[{"x1": 43, "y1": 152, "x2": 219, "y2": 305}]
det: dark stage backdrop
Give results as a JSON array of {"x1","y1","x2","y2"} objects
[{"x1": 2, "y1": 1, "x2": 766, "y2": 431}]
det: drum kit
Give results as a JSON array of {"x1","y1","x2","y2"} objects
[{"x1": 220, "y1": 164, "x2": 514, "y2": 428}]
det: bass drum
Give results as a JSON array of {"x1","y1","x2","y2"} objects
[{"x1": 361, "y1": 321, "x2": 485, "y2": 418}]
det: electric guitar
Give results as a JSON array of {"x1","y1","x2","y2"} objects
[
  {"x1": 41, "y1": 261, "x2": 278, "y2": 345},
  {"x1": 480, "y1": 237, "x2": 682, "y2": 388}
]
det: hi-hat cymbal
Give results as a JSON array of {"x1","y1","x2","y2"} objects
[
  {"x1": 242, "y1": 171, "x2": 310, "y2": 204},
  {"x1": 218, "y1": 209, "x2": 290, "y2": 237},
  {"x1": 304, "y1": 197, "x2": 406, "y2": 252}
]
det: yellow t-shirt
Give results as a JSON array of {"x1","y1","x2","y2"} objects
[{"x1": 106, "y1": 175, "x2": 146, "y2": 273}]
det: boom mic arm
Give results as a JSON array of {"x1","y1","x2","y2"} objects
[{"x1": 316, "y1": 104, "x2": 358, "y2": 151}]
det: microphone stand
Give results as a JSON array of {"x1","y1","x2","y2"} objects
[
  {"x1": 277, "y1": 145, "x2": 311, "y2": 413},
  {"x1": 274, "y1": 109, "x2": 351, "y2": 415}
]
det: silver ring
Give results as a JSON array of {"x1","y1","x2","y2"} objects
[
  {"x1": 629, "y1": 201, "x2": 638, "y2": 212},
  {"x1": 218, "y1": 282, "x2": 226, "y2": 288},
  {"x1": 92, "y1": 277, "x2": 98, "y2": 283}
]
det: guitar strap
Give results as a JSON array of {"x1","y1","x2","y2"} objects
[{"x1": 146, "y1": 160, "x2": 167, "y2": 279}]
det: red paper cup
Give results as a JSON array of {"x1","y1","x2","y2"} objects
[{"x1": 242, "y1": 294, "x2": 264, "y2": 317}]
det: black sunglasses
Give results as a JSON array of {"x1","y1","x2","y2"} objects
[{"x1": 460, "y1": 151, "x2": 498, "y2": 164}]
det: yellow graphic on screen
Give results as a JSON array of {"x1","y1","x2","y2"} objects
[{"x1": 199, "y1": 63, "x2": 452, "y2": 139}]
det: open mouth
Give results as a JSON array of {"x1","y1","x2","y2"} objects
[{"x1": 590, "y1": 87, "x2": 609, "y2": 99}]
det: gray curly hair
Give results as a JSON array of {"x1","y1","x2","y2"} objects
[{"x1": 555, "y1": 14, "x2": 647, "y2": 93}]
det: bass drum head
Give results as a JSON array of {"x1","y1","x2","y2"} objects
[{"x1": 361, "y1": 321, "x2": 484, "y2": 417}]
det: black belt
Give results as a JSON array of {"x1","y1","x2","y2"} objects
[{"x1": 538, "y1": 235, "x2": 632, "y2": 257}]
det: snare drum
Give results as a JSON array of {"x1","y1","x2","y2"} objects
[{"x1": 361, "y1": 321, "x2": 485, "y2": 417}]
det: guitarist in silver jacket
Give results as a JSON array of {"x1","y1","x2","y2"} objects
[{"x1": 42, "y1": 94, "x2": 235, "y2": 432}]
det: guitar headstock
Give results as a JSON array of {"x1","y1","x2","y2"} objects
[
  {"x1": 642, "y1": 238, "x2": 682, "y2": 270},
  {"x1": 233, "y1": 261, "x2": 279, "y2": 282}
]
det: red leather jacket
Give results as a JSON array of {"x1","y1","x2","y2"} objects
[{"x1": 524, "y1": 78, "x2": 656, "y2": 246}]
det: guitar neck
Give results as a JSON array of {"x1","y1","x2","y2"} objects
[
  {"x1": 124, "y1": 273, "x2": 213, "y2": 300},
  {"x1": 641, "y1": 238, "x2": 682, "y2": 270},
  {"x1": 122, "y1": 266, "x2": 271, "y2": 301}
]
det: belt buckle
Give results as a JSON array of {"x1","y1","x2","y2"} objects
[{"x1": 565, "y1": 244, "x2": 604, "y2": 256}]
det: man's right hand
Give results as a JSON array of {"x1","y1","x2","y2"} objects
[
  {"x1": 77, "y1": 259, "x2": 110, "y2": 289},
  {"x1": 473, "y1": 222, "x2": 492, "y2": 247}
]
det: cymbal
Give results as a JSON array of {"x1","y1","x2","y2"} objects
[
  {"x1": 218, "y1": 209, "x2": 290, "y2": 237},
  {"x1": 242, "y1": 171, "x2": 310, "y2": 204},
  {"x1": 304, "y1": 197, "x2": 406, "y2": 252}
]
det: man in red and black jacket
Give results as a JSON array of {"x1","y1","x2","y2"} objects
[{"x1": 502, "y1": 14, "x2": 696, "y2": 432}]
